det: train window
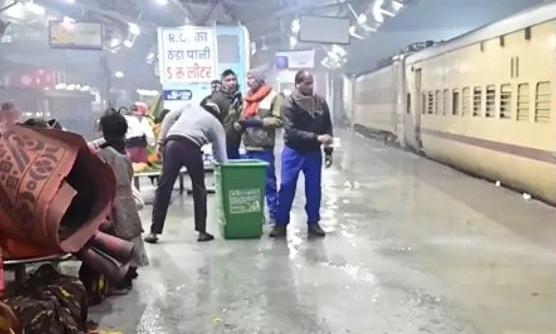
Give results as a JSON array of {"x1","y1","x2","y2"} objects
[
  {"x1": 500, "y1": 84, "x2": 512, "y2": 119},
  {"x1": 473, "y1": 86, "x2": 482, "y2": 117},
  {"x1": 517, "y1": 83, "x2": 530, "y2": 121},
  {"x1": 452, "y1": 90, "x2": 460, "y2": 115},
  {"x1": 525, "y1": 27, "x2": 531, "y2": 40},
  {"x1": 443, "y1": 89, "x2": 450, "y2": 115},
  {"x1": 462, "y1": 87, "x2": 470, "y2": 116},
  {"x1": 407, "y1": 93, "x2": 411, "y2": 114},
  {"x1": 499, "y1": 36, "x2": 505, "y2": 47},
  {"x1": 422, "y1": 93, "x2": 427, "y2": 114},
  {"x1": 435, "y1": 90, "x2": 441, "y2": 115},
  {"x1": 535, "y1": 81, "x2": 551, "y2": 123},
  {"x1": 485, "y1": 85, "x2": 496, "y2": 118},
  {"x1": 427, "y1": 92, "x2": 434, "y2": 114}
]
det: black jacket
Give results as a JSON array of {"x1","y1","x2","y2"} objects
[
  {"x1": 282, "y1": 94, "x2": 333, "y2": 152},
  {"x1": 201, "y1": 88, "x2": 242, "y2": 148}
]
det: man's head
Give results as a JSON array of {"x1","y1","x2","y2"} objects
[
  {"x1": 294, "y1": 70, "x2": 314, "y2": 96},
  {"x1": 210, "y1": 80, "x2": 221, "y2": 93},
  {"x1": 247, "y1": 70, "x2": 265, "y2": 91},
  {"x1": 221, "y1": 69, "x2": 237, "y2": 92},
  {"x1": 0, "y1": 102, "x2": 19, "y2": 126},
  {"x1": 99, "y1": 109, "x2": 128, "y2": 141},
  {"x1": 131, "y1": 102, "x2": 149, "y2": 117}
]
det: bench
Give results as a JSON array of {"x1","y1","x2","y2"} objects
[
  {"x1": 3, "y1": 254, "x2": 73, "y2": 286},
  {"x1": 133, "y1": 162, "x2": 215, "y2": 195}
]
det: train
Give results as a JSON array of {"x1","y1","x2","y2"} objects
[{"x1": 350, "y1": 2, "x2": 556, "y2": 205}]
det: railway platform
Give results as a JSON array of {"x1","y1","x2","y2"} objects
[{"x1": 90, "y1": 130, "x2": 556, "y2": 334}]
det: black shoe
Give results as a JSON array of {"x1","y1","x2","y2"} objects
[
  {"x1": 308, "y1": 224, "x2": 326, "y2": 237},
  {"x1": 144, "y1": 233, "x2": 159, "y2": 244},
  {"x1": 197, "y1": 232, "x2": 215, "y2": 242},
  {"x1": 269, "y1": 225, "x2": 287, "y2": 238}
]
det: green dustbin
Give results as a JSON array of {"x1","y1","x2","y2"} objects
[{"x1": 216, "y1": 159, "x2": 269, "y2": 239}]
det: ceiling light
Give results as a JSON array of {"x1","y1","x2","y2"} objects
[
  {"x1": 63, "y1": 16, "x2": 75, "y2": 23},
  {"x1": 66, "y1": 0, "x2": 76, "y2": 3},
  {"x1": 154, "y1": 0, "x2": 168, "y2": 5},
  {"x1": 392, "y1": 0, "x2": 404, "y2": 12},
  {"x1": 55, "y1": 83, "x2": 67, "y2": 90},
  {"x1": 24, "y1": 1, "x2": 45, "y2": 16},
  {"x1": 332, "y1": 44, "x2": 347, "y2": 57},
  {"x1": 291, "y1": 19, "x2": 300, "y2": 34},
  {"x1": 66, "y1": 84, "x2": 76, "y2": 91},
  {"x1": 361, "y1": 23, "x2": 377, "y2": 32},
  {"x1": 128, "y1": 22, "x2": 140, "y2": 35},
  {"x1": 81, "y1": 85, "x2": 91, "y2": 92},
  {"x1": 357, "y1": 14, "x2": 367, "y2": 25},
  {"x1": 4, "y1": 3, "x2": 25, "y2": 20},
  {"x1": 289, "y1": 36, "x2": 297, "y2": 49},
  {"x1": 349, "y1": 26, "x2": 364, "y2": 40},
  {"x1": 123, "y1": 39, "x2": 134, "y2": 48},
  {"x1": 109, "y1": 38, "x2": 121, "y2": 48},
  {"x1": 137, "y1": 89, "x2": 159, "y2": 96},
  {"x1": 373, "y1": 0, "x2": 385, "y2": 23},
  {"x1": 114, "y1": 71, "x2": 124, "y2": 78},
  {"x1": 260, "y1": 37, "x2": 269, "y2": 51}
]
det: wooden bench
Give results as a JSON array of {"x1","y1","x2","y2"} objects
[{"x1": 133, "y1": 162, "x2": 215, "y2": 195}]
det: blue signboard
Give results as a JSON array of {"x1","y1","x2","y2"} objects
[
  {"x1": 275, "y1": 56, "x2": 289, "y2": 70},
  {"x1": 163, "y1": 89, "x2": 193, "y2": 101}
]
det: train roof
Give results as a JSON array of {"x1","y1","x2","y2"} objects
[{"x1": 405, "y1": 1, "x2": 556, "y2": 64}]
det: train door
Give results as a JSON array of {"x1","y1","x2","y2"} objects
[
  {"x1": 413, "y1": 67, "x2": 423, "y2": 150},
  {"x1": 393, "y1": 56, "x2": 407, "y2": 148},
  {"x1": 402, "y1": 64, "x2": 423, "y2": 152}
]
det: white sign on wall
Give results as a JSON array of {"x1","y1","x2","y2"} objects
[
  {"x1": 158, "y1": 26, "x2": 217, "y2": 85},
  {"x1": 275, "y1": 49, "x2": 315, "y2": 69}
]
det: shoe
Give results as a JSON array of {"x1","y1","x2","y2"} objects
[
  {"x1": 197, "y1": 232, "x2": 215, "y2": 242},
  {"x1": 269, "y1": 225, "x2": 287, "y2": 238},
  {"x1": 144, "y1": 233, "x2": 159, "y2": 244},
  {"x1": 268, "y1": 218, "x2": 277, "y2": 227},
  {"x1": 308, "y1": 224, "x2": 326, "y2": 237}
]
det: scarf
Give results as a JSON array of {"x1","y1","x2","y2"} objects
[
  {"x1": 291, "y1": 88, "x2": 318, "y2": 116},
  {"x1": 243, "y1": 85, "x2": 272, "y2": 119}
]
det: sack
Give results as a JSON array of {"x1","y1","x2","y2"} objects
[
  {"x1": 2, "y1": 265, "x2": 88, "y2": 334},
  {"x1": 79, "y1": 263, "x2": 109, "y2": 306}
]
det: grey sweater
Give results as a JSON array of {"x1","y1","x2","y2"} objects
[{"x1": 159, "y1": 105, "x2": 228, "y2": 163}]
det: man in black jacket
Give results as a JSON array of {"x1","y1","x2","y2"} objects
[
  {"x1": 200, "y1": 70, "x2": 242, "y2": 159},
  {"x1": 270, "y1": 70, "x2": 334, "y2": 238}
]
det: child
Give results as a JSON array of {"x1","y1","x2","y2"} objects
[{"x1": 97, "y1": 109, "x2": 149, "y2": 290}]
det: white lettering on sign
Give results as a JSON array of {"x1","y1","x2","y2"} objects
[{"x1": 158, "y1": 26, "x2": 217, "y2": 84}]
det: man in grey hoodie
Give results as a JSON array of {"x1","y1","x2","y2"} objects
[{"x1": 144, "y1": 104, "x2": 228, "y2": 243}]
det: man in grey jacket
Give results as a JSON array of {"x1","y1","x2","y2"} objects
[{"x1": 144, "y1": 104, "x2": 228, "y2": 243}]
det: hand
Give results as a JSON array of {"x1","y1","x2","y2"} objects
[
  {"x1": 157, "y1": 145, "x2": 165, "y2": 161},
  {"x1": 317, "y1": 134, "x2": 333, "y2": 145},
  {"x1": 233, "y1": 122, "x2": 242, "y2": 132}
]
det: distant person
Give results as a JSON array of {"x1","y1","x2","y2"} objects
[
  {"x1": 124, "y1": 102, "x2": 155, "y2": 163},
  {"x1": 0, "y1": 102, "x2": 19, "y2": 130},
  {"x1": 201, "y1": 70, "x2": 242, "y2": 159},
  {"x1": 144, "y1": 103, "x2": 228, "y2": 244},
  {"x1": 236, "y1": 70, "x2": 283, "y2": 225},
  {"x1": 270, "y1": 70, "x2": 334, "y2": 238}
]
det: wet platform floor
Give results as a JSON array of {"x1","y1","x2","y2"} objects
[{"x1": 90, "y1": 131, "x2": 556, "y2": 334}]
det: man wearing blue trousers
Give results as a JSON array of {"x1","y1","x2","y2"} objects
[
  {"x1": 270, "y1": 70, "x2": 334, "y2": 238},
  {"x1": 236, "y1": 70, "x2": 283, "y2": 224}
]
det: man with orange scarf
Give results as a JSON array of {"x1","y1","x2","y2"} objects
[{"x1": 236, "y1": 70, "x2": 283, "y2": 225}]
